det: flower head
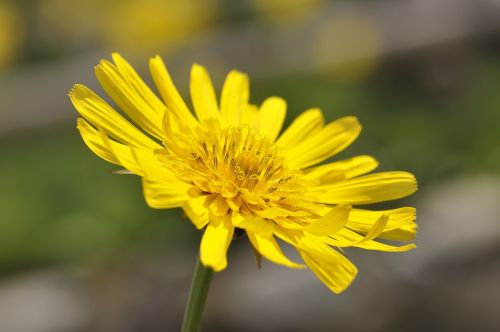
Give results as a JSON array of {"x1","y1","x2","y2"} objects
[{"x1": 70, "y1": 53, "x2": 417, "y2": 293}]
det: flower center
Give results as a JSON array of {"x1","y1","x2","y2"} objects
[{"x1": 161, "y1": 123, "x2": 317, "y2": 219}]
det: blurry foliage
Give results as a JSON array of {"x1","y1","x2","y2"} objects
[{"x1": 1, "y1": 54, "x2": 499, "y2": 273}]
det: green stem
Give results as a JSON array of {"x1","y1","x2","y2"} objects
[{"x1": 181, "y1": 255, "x2": 214, "y2": 332}]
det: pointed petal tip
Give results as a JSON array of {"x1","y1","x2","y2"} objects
[
  {"x1": 340, "y1": 115, "x2": 362, "y2": 132},
  {"x1": 227, "y1": 69, "x2": 249, "y2": 79},
  {"x1": 271, "y1": 96, "x2": 287, "y2": 104},
  {"x1": 149, "y1": 54, "x2": 163, "y2": 64},
  {"x1": 306, "y1": 107, "x2": 323, "y2": 117},
  {"x1": 191, "y1": 63, "x2": 204, "y2": 72},
  {"x1": 111, "y1": 52, "x2": 129, "y2": 65},
  {"x1": 191, "y1": 63, "x2": 211, "y2": 80}
]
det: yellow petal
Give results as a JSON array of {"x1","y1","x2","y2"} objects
[
  {"x1": 209, "y1": 195, "x2": 230, "y2": 217},
  {"x1": 220, "y1": 70, "x2": 249, "y2": 127},
  {"x1": 77, "y1": 118, "x2": 160, "y2": 176},
  {"x1": 78, "y1": 118, "x2": 189, "y2": 208},
  {"x1": 131, "y1": 147, "x2": 179, "y2": 181},
  {"x1": 247, "y1": 231, "x2": 305, "y2": 269},
  {"x1": 77, "y1": 118, "x2": 119, "y2": 165},
  {"x1": 94, "y1": 55, "x2": 164, "y2": 139},
  {"x1": 232, "y1": 214, "x2": 275, "y2": 238},
  {"x1": 182, "y1": 197, "x2": 210, "y2": 229},
  {"x1": 190, "y1": 64, "x2": 220, "y2": 123},
  {"x1": 299, "y1": 238, "x2": 358, "y2": 294},
  {"x1": 327, "y1": 227, "x2": 416, "y2": 252},
  {"x1": 276, "y1": 108, "x2": 324, "y2": 148},
  {"x1": 160, "y1": 111, "x2": 196, "y2": 157},
  {"x1": 323, "y1": 214, "x2": 389, "y2": 246},
  {"x1": 239, "y1": 104, "x2": 260, "y2": 129},
  {"x1": 137, "y1": 150, "x2": 190, "y2": 209},
  {"x1": 322, "y1": 214, "x2": 389, "y2": 247},
  {"x1": 312, "y1": 171, "x2": 418, "y2": 204},
  {"x1": 200, "y1": 216, "x2": 234, "y2": 272},
  {"x1": 348, "y1": 207, "x2": 417, "y2": 241},
  {"x1": 274, "y1": 227, "x2": 302, "y2": 247},
  {"x1": 112, "y1": 53, "x2": 165, "y2": 113},
  {"x1": 70, "y1": 86, "x2": 160, "y2": 150},
  {"x1": 305, "y1": 204, "x2": 351, "y2": 236},
  {"x1": 259, "y1": 97, "x2": 287, "y2": 142},
  {"x1": 149, "y1": 55, "x2": 198, "y2": 129},
  {"x1": 276, "y1": 227, "x2": 359, "y2": 292},
  {"x1": 379, "y1": 223, "x2": 417, "y2": 241},
  {"x1": 304, "y1": 155, "x2": 378, "y2": 183},
  {"x1": 142, "y1": 177, "x2": 190, "y2": 209},
  {"x1": 359, "y1": 214, "x2": 389, "y2": 242},
  {"x1": 357, "y1": 240, "x2": 416, "y2": 252},
  {"x1": 283, "y1": 116, "x2": 362, "y2": 169},
  {"x1": 358, "y1": 241, "x2": 416, "y2": 252}
]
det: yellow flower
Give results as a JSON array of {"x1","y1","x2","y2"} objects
[{"x1": 69, "y1": 53, "x2": 417, "y2": 294}]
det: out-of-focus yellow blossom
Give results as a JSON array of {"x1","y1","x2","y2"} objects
[
  {"x1": 101, "y1": 0, "x2": 219, "y2": 53},
  {"x1": 0, "y1": 2, "x2": 24, "y2": 70},
  {"x1": 70, "y1": 53, "x2": 417, "y2": 293},
  {"x1": 313, "y1": 13, "x2": 383, "y2": 82},
  {"x1": 36, "y1": 0, "x2": 101, "y2": 44}
]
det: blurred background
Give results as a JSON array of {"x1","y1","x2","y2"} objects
[{"x1": 1, "y1": 0, "x2": 500, "y2": 331}]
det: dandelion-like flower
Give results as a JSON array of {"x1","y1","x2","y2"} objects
[{"x1": 70, "y1": 53, "x2": 417, "y2": 294}]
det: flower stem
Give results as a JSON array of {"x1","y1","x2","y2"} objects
[{"x1": 181, "y1": 255, "x2": 214, "y2": 332}]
